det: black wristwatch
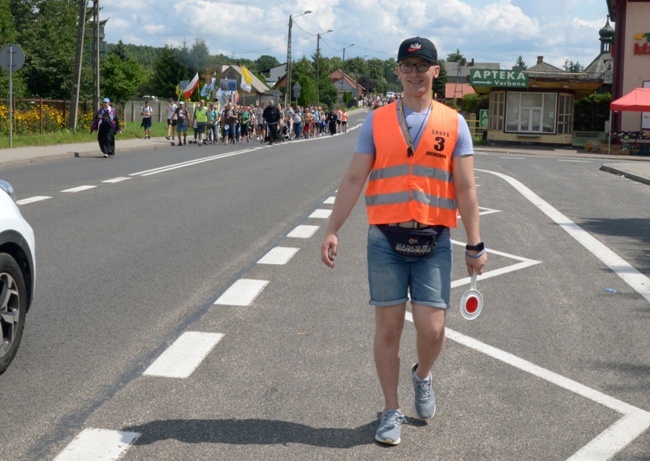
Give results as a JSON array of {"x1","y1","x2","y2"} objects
[{"x1": 465, "y1": 242, "x2": 485, "y2": 252}]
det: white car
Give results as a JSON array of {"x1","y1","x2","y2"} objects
[{"x1": 0, "y1": 180, "x2": 35, "y2": 375}]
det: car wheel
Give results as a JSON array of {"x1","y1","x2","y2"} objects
[{"x1": 0, "y1": 252, "x2": 27, "y2": 375}]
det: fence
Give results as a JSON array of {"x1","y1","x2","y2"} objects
[{"x1": 572, "y1": 131, "x2": 607, "y2": 147}]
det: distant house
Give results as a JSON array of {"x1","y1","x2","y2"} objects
[
  {"x1": 329, "y1": 69, "x2": 365, "y2": 101},
  {"x1": 219, "y1": 64, "x2": 271, "y2": 106}
]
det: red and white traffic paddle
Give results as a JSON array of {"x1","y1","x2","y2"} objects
[{"x1": 459, "y1": 271, "x2": 483, "y2": 320}]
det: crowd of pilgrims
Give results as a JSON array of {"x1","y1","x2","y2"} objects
[{"x1": 171, "y1": 99, "x2": 352, "y2": 145}]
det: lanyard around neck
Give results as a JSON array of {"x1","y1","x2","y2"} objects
[{"x1": 397, "y1": 99, "x2": 432, "y2": 157}]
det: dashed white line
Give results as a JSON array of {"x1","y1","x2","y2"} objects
[
  {"x1": 143, "y1": 331, "x2": 224, "y2": 378},
  {"x1": 53, "y1": 428, "x2": 140, "y2": 461},
  {"x1": 323, "y1": 196, "x2": 336, "y2": 205},
  {"x1": 102, "y1": 177, "x2": 131, "y2": 184},
  {"x1": 214, "y1": 278, "x2": 269, "y2": 306},
  {"x1": 287, "y1": 225, "x2": 320, "y2": 239},
  {"x1": 61, "y1": 185, "x2": 97, "y2": 193},
  {"x1": 16, "y1": 196, "x2": 51, "y2": 205},
  {"x1": 310, "y1": 209, "x2": 332, "y2": 219},
  {"x1": 257, "y1": 247, "x2": 299, "y2": 265}
]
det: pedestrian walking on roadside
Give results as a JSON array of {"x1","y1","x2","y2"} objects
[
  {"x1": 140, "y1": 100, "x2": 153, "y2": 139},
  {"x1": 207, "y1": 102, "x2": 219, "y2": 144},
  {"x1": 194, "y1": 99, "x2": 208, "y2": 146},
  {"x1": 320, "y1": 36, "x2": 487, "y2": 446},
  {"x1": 90, "y1": 97, "x2": 121, "y2": 158},
  {"x1": 166, "y1": 98, "x2": 177, "y2": 140},
  {"x1": 174, "y1": 101, "x2": 189, "y2": 146},
  {"x1": 262, "y1": 99, "x2": 282, "y2": 144},
  {"x1": 340, "y1": 108, "x2": 349, "y2": 133}
]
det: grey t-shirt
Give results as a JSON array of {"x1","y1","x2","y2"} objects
[{"x1": 355, "y1": 105, "x2": 474, "y2": 157}]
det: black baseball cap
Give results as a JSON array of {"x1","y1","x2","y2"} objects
[{"x1": 397, "y1": 37, "x2": 438, "y2": 64}]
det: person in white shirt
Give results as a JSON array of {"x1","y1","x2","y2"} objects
[
  {"x1": 166, "y1": 98, "x2": 178, "y2": 140},
  {"x1": 140, "y1": 100, "x2": 153, "y2": 139}
]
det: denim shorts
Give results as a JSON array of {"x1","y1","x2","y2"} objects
[{"x1": 367, "y1": 225, "x2": 452, "y2": 309}]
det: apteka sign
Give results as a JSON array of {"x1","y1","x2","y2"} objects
[{"x1": 469, "y1": 69, "x2": 528, "y2": 88}]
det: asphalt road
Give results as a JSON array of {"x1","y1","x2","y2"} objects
[{"x1": 0, "y1": 114, "x2": 648, "y2": 460}]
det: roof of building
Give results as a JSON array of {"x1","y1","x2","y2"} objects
[{"x1": 445, "y1": 82, "x2": 476, "y2": 99}]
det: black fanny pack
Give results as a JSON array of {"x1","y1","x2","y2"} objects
[{"x1": 377, "y1": 225, "x2": 446, "y2": 257}]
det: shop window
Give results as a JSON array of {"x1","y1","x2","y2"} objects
[
  {"x1": 489, "y1": 91, "x2": 505, "y2": 130},
  {"x1": 505, "y1": 92, "x2": 558, "y2": 134}
]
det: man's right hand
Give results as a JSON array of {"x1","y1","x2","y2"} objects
[{"x1": 320, "y1": 234, "x2": 338, "y2": 268}]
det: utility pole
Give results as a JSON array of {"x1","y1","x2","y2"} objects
[
  {"x1": 69, "y1": 0, "x2": 87, "y2": 131},
  {"x1": 93, "y1": 0, "x2": 100, "y2": 111},
  {"x1": 285, "y1": 10, "x2": 311, "y2": 108},
  {"x1": 315, "y1": 29, "x2": 332, "y2": 108}
]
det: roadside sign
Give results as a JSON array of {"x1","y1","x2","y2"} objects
[
  {"x1": 469, "y1": 69, "x2": 528, "y2": 88},
  {"x1": 0, "y1": 44, "x2": 25, "y2": 72},
  {"x1": 479, "y1": 109, "x2": 489, "y2": 129}
]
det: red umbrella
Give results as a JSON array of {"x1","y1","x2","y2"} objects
[{"x1": 610, "y1": 88, "x2": 650, "y2": 112}]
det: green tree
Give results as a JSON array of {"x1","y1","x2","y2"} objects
[
  {"x1": 296, "y1": 75, "x2": 316, "y2": 106},
  {"x1": 513, "y1": 56, "x2": 527, "y2": 70},
  {"x1": 101, "y1": 51, "x2": 142, "y2": 103},
  {"x1": 563, "y1": 60, "x2": 584, "y2": 73},
  {"x1": 574, "y1": 92, "x2": 611, "y2": 131},
  {"x1": 319, "y1": 78, "x2": 338, "y2": 108},
  {"x1": 254, "y1": 55, "x2": 280, "y2": 72},
  {"x1": 189, "y1": 38, "x2": 210, "y2": 73},
  {"x1": 446, "y1": 49, "x2": 466, "y2": 65},
  {"x1": 13, "y1": 0, "x2": 79, "y2": 98},
  {"x1": 151, "y1": 46, "x2": 189, "y2": 100},
  {"x1": 0, "y1": 0, "x2": 28, "y2": 97}
]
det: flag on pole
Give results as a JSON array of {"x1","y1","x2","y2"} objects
[
  {"x1": 183, "y1": 72, "x2": 200, "y2": 99},
  {"x1": 240, "y1": 65, "x2": 253, "y2": 93}
]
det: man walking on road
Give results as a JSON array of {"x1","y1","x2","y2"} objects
[
  {"x1": 262, "y1": 99, "x2": 281, "y2": 144},
  {"x1": 320, "y1": 36, "x2": 487, "y2": 446}
]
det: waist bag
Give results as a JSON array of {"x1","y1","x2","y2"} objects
[{"x1": 376, "y1": 225, "x2": 446, "y2": 257}]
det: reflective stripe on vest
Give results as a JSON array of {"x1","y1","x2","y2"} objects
[{"x1": 366, "y1": 101, "x2": 459, "y2": 227}]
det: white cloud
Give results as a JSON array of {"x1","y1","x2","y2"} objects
[{"x1": 98, "y1": 0, "x2": 610, "y2": 69}]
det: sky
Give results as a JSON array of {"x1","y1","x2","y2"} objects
[{"x1": 100, "y1": 0, "x2": 612, "y2": 70}]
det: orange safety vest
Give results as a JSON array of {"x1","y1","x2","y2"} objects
[{"x1": 366, "y1": 101, "x2": 459, "y2": 227}]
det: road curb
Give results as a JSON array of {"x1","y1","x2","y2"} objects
[{"x1": 599, "y1": 164, "x2": 650, "y2": 185}]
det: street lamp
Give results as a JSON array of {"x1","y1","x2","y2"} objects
[
  {"x1": 286, "y1": 10, "x2": 312, "y2": 107},
  {"x1": 316, "y1": 29, "x2": 333, "y2": 108},
  {"x1": 342, "y1": 43, "x2": 355, "y2": 62}
]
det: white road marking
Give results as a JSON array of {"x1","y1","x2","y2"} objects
[
  {"x1": 499, "y1": 157, "x2": 527, "y2": 160},
  {"x1": 287, "y1": 225, "x2": 320, "y2": 239},
  {"x1": 257, "y1": 247, "x2": 299, "y2": 265},
  {"x1": 405, "y1": 312, "x2": 650, "y2": 461},
  {"x1": 102, "y1": 177, "x2": 131, "y2": 183},
  {"x1": 449, "y1": 241, "x2": 541, "y2": 288},
  {"x1": 310, "y1": 209, "x2": 332, "y2": 219},
  {"x1": 130, "y1": 149, "x2": 259, "y2": 177},
  {"x1": 558, "y1": 159, "x2": 591, "y2": 163},
  {"x1": 463, "y1": 168, "x2": 650, "y2": 459},
  {"x1": 53, "y1": 428, "x2": 140, "y2": 461},
  {"x1": 62, "y1": 185, "x2": 97, "y2": 193},
  {"x1": 143, "y1": 331, "x2": 224, "y2": 378},
  {"x1": 16, "y1": 196, "x2": 51, "y2": 205},
  {"x1": 323, "y1": 196, "x2": 336, "y2": 204},
  {"x1": 478, "y1": 168, "x2": 650, "y2": 303},
  {"x1": 214, "y1": 278, "x2": 269, "y2": 306}
]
